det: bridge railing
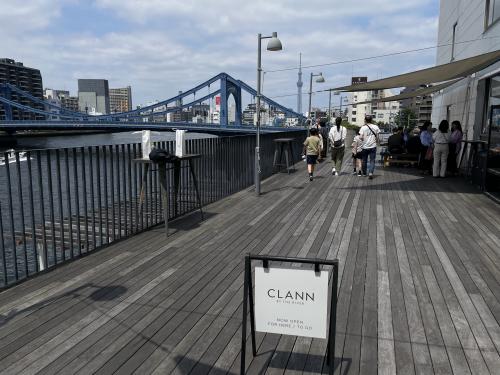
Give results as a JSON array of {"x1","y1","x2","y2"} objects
[{"x1": 0, "y1": 130, "x2": 306, "y2": 288}]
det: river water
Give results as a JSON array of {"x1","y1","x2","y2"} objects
[{"x1": 3, "y1": 131, "x2": 217, "y2": 152}]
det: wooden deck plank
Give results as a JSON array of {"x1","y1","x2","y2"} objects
[
  {"x1": 1, "y1": 162, "x2": 499, "y2": 375},
  {"x1": 80, "y1": 166, "x2": 314, "y2": 374}
]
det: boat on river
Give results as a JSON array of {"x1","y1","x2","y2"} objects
[{"x1": 0, "y1": 149, "x2": 29, "y2": 166}]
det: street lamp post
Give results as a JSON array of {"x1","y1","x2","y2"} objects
[
  {"x1": 330, "y1": 90, "x2": 340, "y2": 122},
  {"x1": 339, "y1": 94, "x2": 347, "y2": 118},
  {"x1": 328, "y1": 90, "x2": 332, "y2": 122},
  {"x1": 255, "y1": 32, "x2": 282, "y2": 196},
  {"x1": 308, "y1": 72, "x2": 325, "y2": 123}
]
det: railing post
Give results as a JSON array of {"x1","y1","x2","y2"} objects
[{"x1": 220, "y1": 75, "x2": 228, "y2": 127}]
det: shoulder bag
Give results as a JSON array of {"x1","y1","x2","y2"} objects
[
  {"x1": 333, "y1": 128, "x2": 344, "y2": 148},
  {"x1": 366, "y1": 125, "x2": 379, "y2": 145}
]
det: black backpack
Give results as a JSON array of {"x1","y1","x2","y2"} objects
[{"x1": 149, "y1": 148, "x2": 179, "y2": 163}]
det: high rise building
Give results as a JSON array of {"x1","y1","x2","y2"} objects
[
  {"x1": 44, "y1": 88, "x2": 79, "y2": 113},
  {"x1": 44, "y1": 88, "x2": 69, "y2": 100},
  {"x1": 399, "y1": 86, "x2": 432, "y2": 126},
  {"x1": 228, "y1": 103, "x2": 236, "y2": 124},
  {"x1": 78, "y1": 79, "x2": 110, "y2": 115},
  {"x1": 60, "y1": 96, "x2": 79, "y2": 112},
  {"x1": 348, "y1": 89, "x2": 398, "y2": 127},
  {"x1": 0, "y1": 58, "x2": 45, "y2": 120},
  {"x1": 109, "y1": 86, "x2": 132, "y2": 113}
]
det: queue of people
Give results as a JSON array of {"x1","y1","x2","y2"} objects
[
  {"x1": 302, "y1": 115, "x2": 463, "y2": 182},
  {"x1": 418, "y1": 120, "x2": 463, "y2": 177}
]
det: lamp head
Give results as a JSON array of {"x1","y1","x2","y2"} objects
[
  {"x1": 267, "y1": 32, "x2": 282, "y2": 51},
  {"x1": 316, "y1": 73, "x2": 325, "y2": 83}
]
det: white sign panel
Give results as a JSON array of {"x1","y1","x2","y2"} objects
[
  {"x1": 175, "y1": 129, "x2": 186, "y2": 157},
  {"x1": 254, "y1": 266, "x2": 329, "y2": 339}
]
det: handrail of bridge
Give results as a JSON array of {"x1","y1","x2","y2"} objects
[
  {"x1": 0, "y1": 95, "x2": 85, "y2": 120},
  {"x1": 126, "y1": 90, "x2": 221, "y2": 119},
  {"x1": 0, "y1": 89, "x2": 222, "y2": 123},
  {"x1": 0, "y1": 120, "x2": 307, "y2": 133},
  {"x1": 2, "y1": 83, "x2": 90, "y2": 118},
  {"x1": 1, "y1": 72, "x2": 305, "y2": 121},
  {"x1": 236, "y1": 79, "x2": 302, "y2": 118}
]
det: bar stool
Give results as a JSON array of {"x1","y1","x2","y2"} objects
[{"x1": 273, "y1": 138, "x2": 295, "y2": 174}]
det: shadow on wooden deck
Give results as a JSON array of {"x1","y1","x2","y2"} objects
[{"x1": 0, "y1": 157, "x2": 498, "y2": 374}]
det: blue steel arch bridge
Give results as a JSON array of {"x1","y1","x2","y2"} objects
[{"x1": 0, "y1": 72, "x2": 305, "y2": 134}]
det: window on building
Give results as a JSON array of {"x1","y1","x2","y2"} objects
[
  {"x1": 351, "y1": 117, "x2": 356, "y2": 122},
  {"x1": 482, "y1": 74, "x2": 500, "y2": 197},
  {"x1": 352, "y1": 111, "x2": 357, "y2": 115},
  {"x1": 451, "y1": 22, "x2": 457, "y2": 61},
  {"x1": 485, "y1": 0, "x2": 500, "y2": 28}
]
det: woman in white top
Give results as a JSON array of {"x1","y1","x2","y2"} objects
[
  {"x1": 328, "y1": 117, "x2": 347, "y2": 175},
  {"x1": 432, "y1": 120, "x2": 450, "y2": 177}
]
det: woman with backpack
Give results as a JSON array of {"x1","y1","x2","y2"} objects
[{"x1": 328, "y1": 117, "x2": 347, "y2": 176}]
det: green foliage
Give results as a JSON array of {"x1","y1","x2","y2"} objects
[
  {"x1": 342, "y1": 121, "x2": 360, "y2": 132},
  {"x1": 394, "y1": 108, "x2": 418, "y2": 130}
]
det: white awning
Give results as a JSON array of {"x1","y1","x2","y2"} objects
[
  {"x1": 329, "y1": 49, "x2": 500, "y2": 92},
  {"x1": 354, "y1": 78, "x2": 463, "y2": 105}
]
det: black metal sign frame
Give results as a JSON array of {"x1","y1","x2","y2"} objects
[{"x1": 240, "y1": 254, "x2": 339, "y2": 374}]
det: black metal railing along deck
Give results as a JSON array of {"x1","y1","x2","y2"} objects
[{"x1": 0, "y1": 130, "x2": 306, "y2": 288}]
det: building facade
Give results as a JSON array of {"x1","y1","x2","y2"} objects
[
  {"x1": 0, "y1": 58, "x2": 45, "y2": 120},
  {"x1": 78, "y1": 79, "x2": 110, "y2": 115},
  {"x1": 399, "y1": 86, "x2": 433, "y2": 126},
  {"x1": 109, "y1": 86, "x2": 132, "y2": 113},
  {"x1": 60, "y1": 96, "x2": 79, "y2": 112},
  {"x1": 44, "y1": 88, "x2": 79, "y2": 114},
  {"x1": 348, "y1": 89, "x2": 398, "y2": 127},
  {"x1": 242, "y1": 103, "x2": 256, "y2": 125},
  {"x1": 432, "y1": 0, "x2": 500, "y2": 198}
]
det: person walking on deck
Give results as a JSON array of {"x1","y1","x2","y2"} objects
[
  {"x1": 303, "y1": 127, "x2": 322, "y2": 181},
  {"x1": 318, "y1": 119, "x2": 329, "y2": 160},
  {"x1": 351, "y1": 133, "x2": 363, "y2": 176},
  {"x1": 329, "y1": 117, "x2": 347, "y2": 175},
  {"x1": 359, "y1": 115, "x2": 380, "y2": 179},
  {"x1": 433, "y1": 120, "x2": 450, "y2": 178}
]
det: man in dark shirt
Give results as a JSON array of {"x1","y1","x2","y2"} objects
[
  {"x1": 318, "y1": 119, "x2": 329, "y2": 159},
  {"x1": 406, "y1": 130, "x2": 422, "y2": 154},
  {"x1": 388, "y1": 128, "x2": 404, "y2": 154}
]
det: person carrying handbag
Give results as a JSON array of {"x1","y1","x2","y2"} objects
[
  {"x1": 359, "y1": 115, "x2": 380, "y2": 179},
  {"x1": 328, "y1": 117, "x2": 347, "y2": 175}
]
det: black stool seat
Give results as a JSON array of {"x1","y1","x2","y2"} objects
[{"x1": 273, "y1": 138, "x2": 295, "y2": 174}]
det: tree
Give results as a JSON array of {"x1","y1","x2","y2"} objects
[{"x1": 394, "y1": 108, "x2": 417, "y2": 130}]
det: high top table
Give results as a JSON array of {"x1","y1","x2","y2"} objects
[
  {"x1": 134, "y1": 154, "x2": 203, "y2": 237},
  {"x1": 272, "y1": 138, "x2": 296, "y2": 174}
]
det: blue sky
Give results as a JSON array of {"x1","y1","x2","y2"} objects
[{"x1": 1, "y1": 0, "x2": 439, "y2": 111}]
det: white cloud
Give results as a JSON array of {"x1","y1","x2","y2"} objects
[
  {"x1": 2, "y1": 0, "x2": 439, "y2": 111},
  {"x1": 0, "y1": 0, "x2": 70, "y2": 32}
]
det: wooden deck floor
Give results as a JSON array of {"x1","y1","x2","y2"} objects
[{"x1": 0, "y1": 158, "x2": 499, "y2": 375}]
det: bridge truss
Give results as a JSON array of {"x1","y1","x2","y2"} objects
[{"x1": 0, "y1": 73, "x2": 305, "y2": 131}]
